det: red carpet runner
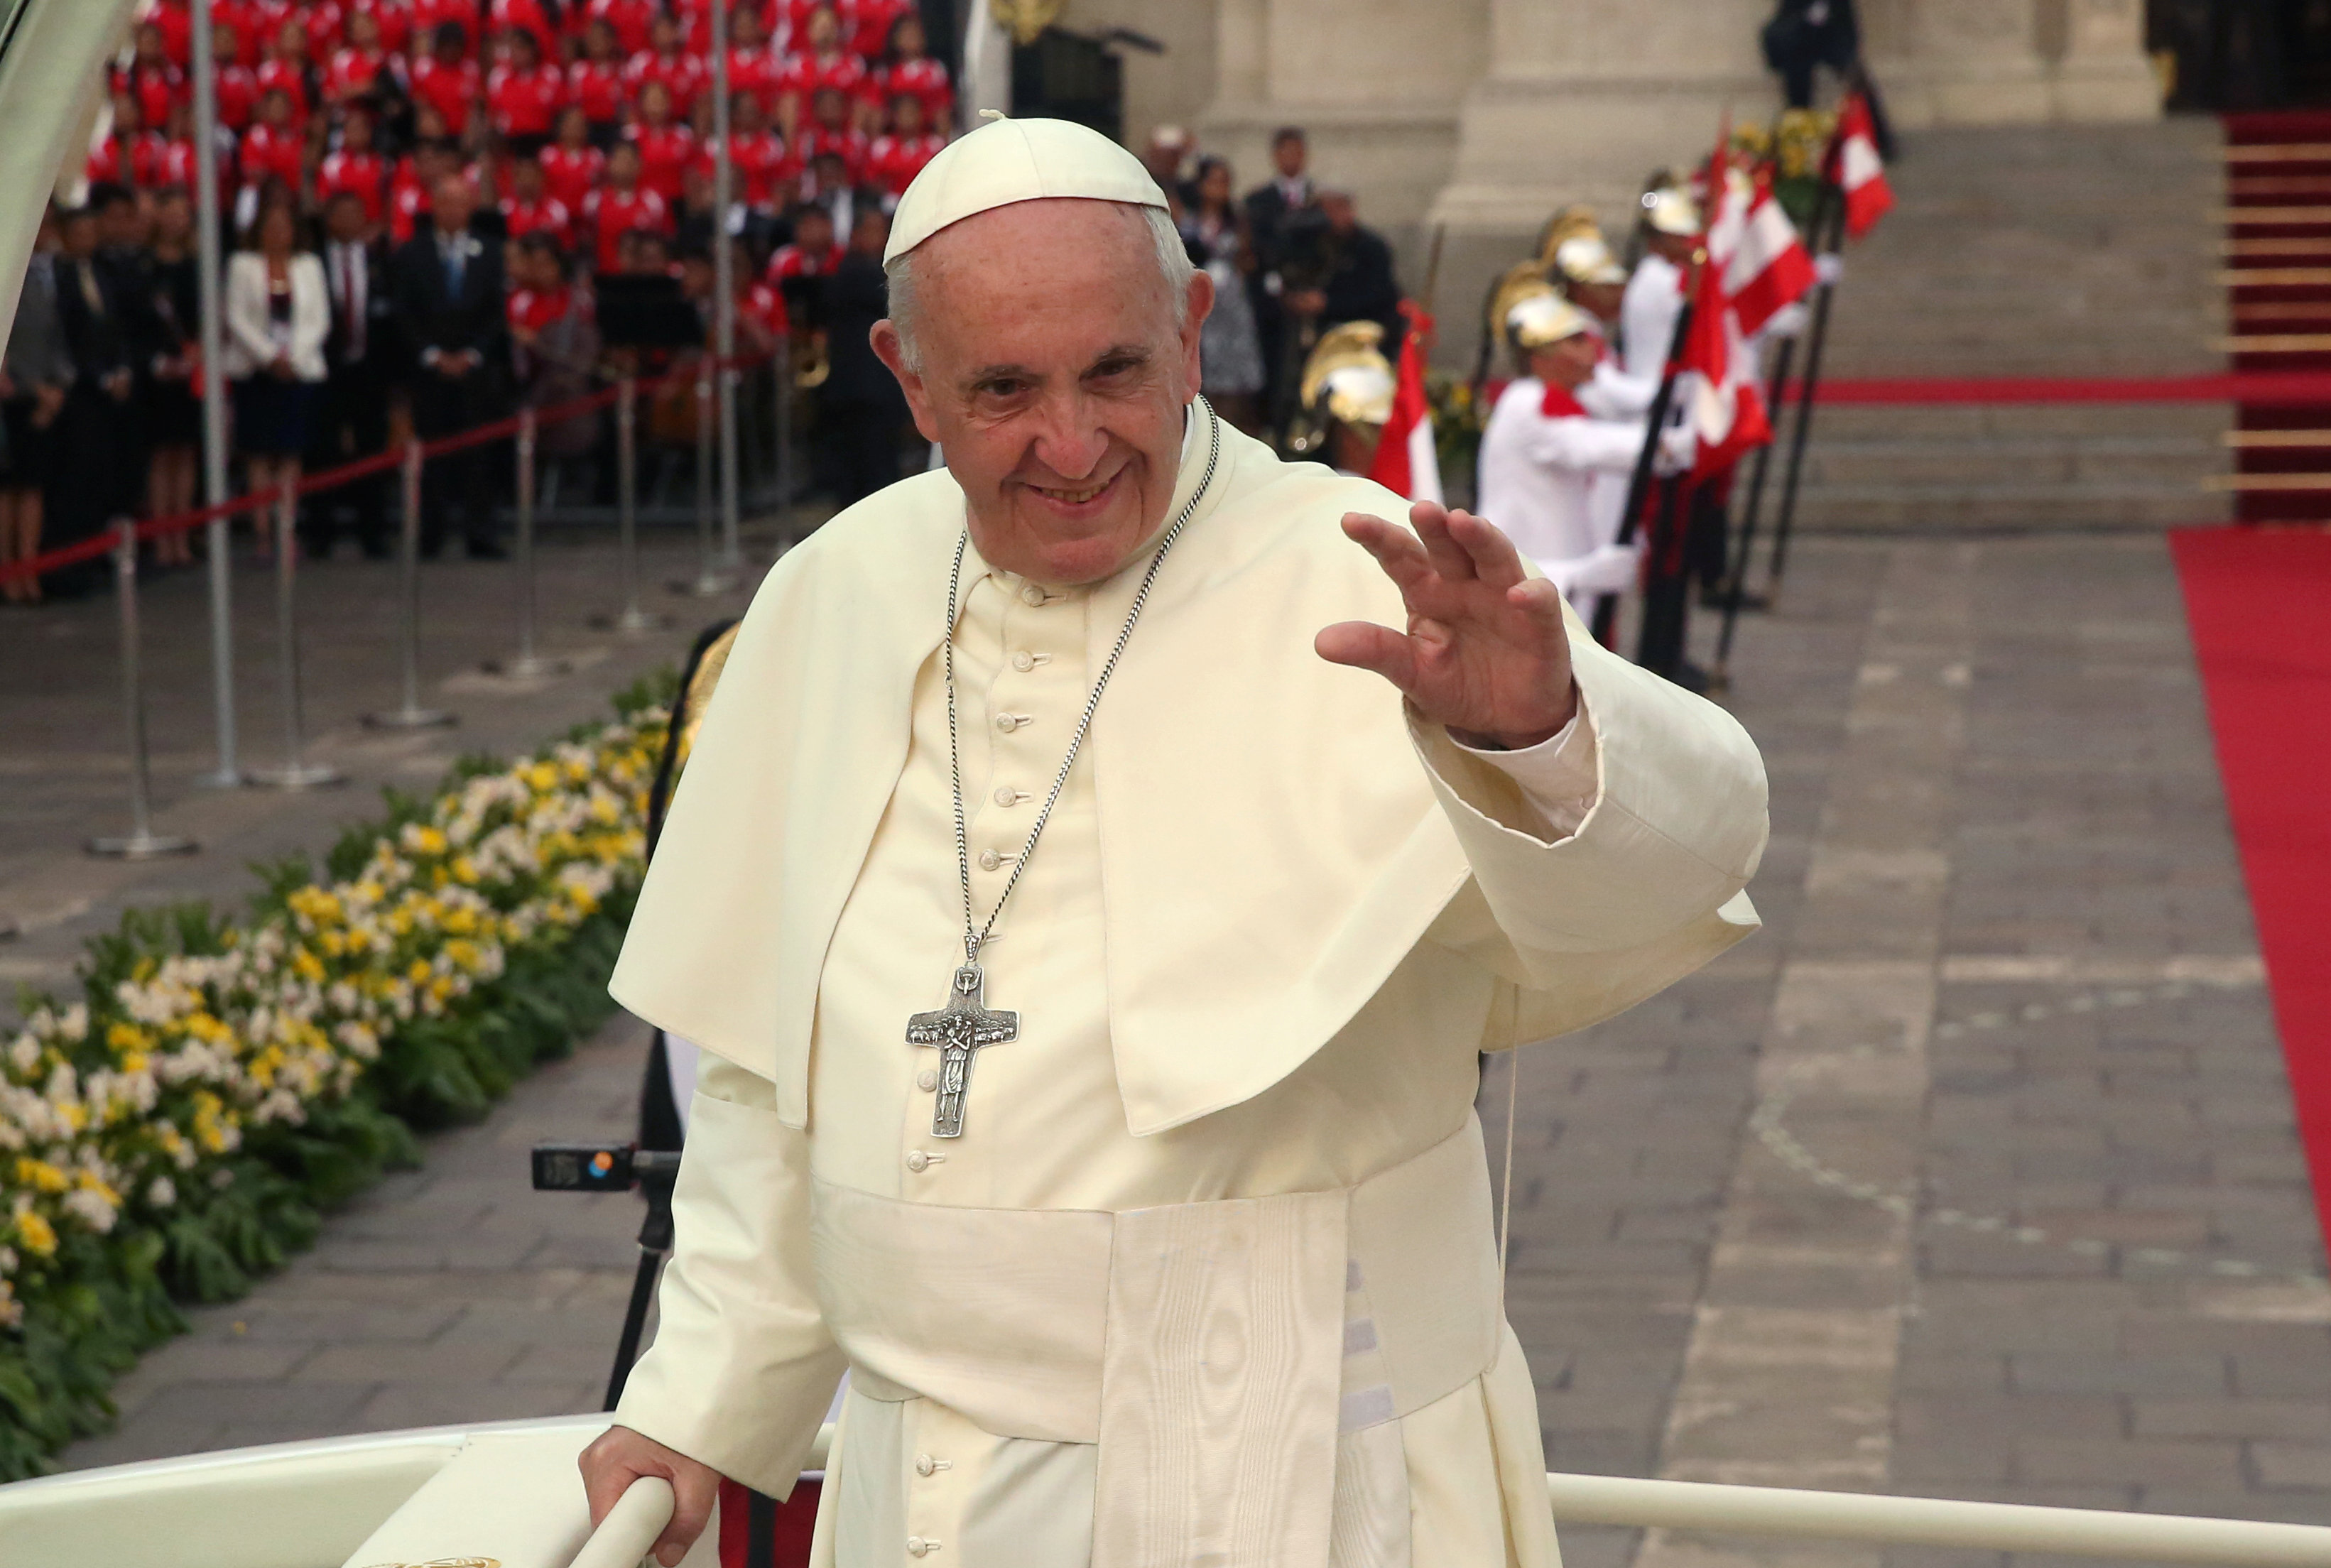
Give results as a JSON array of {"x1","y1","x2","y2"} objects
[{"x1": 2171, "y1": 527, "x2": 2331, "y2": 1243}]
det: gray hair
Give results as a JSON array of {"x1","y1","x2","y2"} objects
[{"x1": 883, "y1": 202, "x2": 1194, "y2": 376}]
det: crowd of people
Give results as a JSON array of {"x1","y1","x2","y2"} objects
[{"x1": 0, "y1": 0, "x2": 961, "y2": 600}]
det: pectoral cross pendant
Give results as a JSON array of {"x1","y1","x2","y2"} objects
[{"x1": 905, "y1": 962, "x2": 1018, "y2": 1138}]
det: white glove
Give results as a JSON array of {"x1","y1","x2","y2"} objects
[
  {"x1": 1814, "y1": 252, "x2": 1844, "y2": 286},
  {"x1": 1762, "y1": 301, "x2": 1810, "y2": 340},
  {"x1": 1544, "y1": 541, "x2": 1641, "y2": 602},
  {"x1": 1656, "y1": 426, "x2": 1696, "y2": 474}
]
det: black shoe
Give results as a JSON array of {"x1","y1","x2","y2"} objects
[
  {"x1": 1667, "y1": 660, "x2": 1713, "y2": 695},
  {"x1": 467, "y1": 540, "x2": 509, "y2": 561}
]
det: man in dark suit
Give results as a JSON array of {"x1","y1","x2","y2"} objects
[
  {"x1": 391, "y1": 173, "x2": 509, "y2": 558},
  {"x1": 311, "y1": 189, "x2": 399, "y2": 557},
  {"x1": 1239, "y1": 126, "x2": 1314, "y2": 275},
  {"x1": 1240, "y1": 126, "x2": 1314, "y2": 442},
  {"x1": 49, "y1": 202, "x2": 142, "y2": 581},
  {"x1": 815, "y1": 207, "x2": 910, "y2": 507}
]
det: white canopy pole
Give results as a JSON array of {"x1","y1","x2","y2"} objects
[{"x1": 190, "y1": 0, "x2": 243, "y2": 787}]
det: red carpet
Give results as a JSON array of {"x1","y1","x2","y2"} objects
[
  {"x1": 2224, "y1": 110, "x2": 2331, "y2": 523},
  {"x1": 2172, "y1": 527, "x2": 2331, "y2": 1243}
]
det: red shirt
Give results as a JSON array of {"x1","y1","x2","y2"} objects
[
  {"x1": 585, "y1": 185, "x2": 669, "y2": 272},
  {"x1": 487, "y1": 60, "x2": 565, "y2": 137},
  {"x1": 215, "y1": 62, "x2": 259, "y2": 130},
  {"x1": 698, "y1": 129, "x2": 795, "y2": 207},
  {"x1": 238, "y1": 121, "x2": 305, "y2": 192},
  {"x1": 581, "y1": 0, "x2": 656, "y2": 54},
  {"x1": 508, "y1": 282, "x2": 573, "y2": 334},
  {"x1": 742, "y1": 278, "x2": 788, "y2": 337},
  {"x1": 764, "y1": 238, "x2": 837, "y2": 285},
  {"x1": 721, "y1": 43, "x2": 783, "y2": 109},
  {"x1": 155, "y1": 1, "x2": 194, "y2": 65},
  {"x1": 772, "y1": 0, "x2": 855, "y2": 46},
  {"x1": 411, "y1": 0, "x2": 477, "y2": 52},
  {"x1": 408, "y1": 54, "x2": 480, "y2": 134},
  {"x1": 864, "y1": 130, "x2": 942, "y2": 196},
  {"x1": 776, "y1": 50, "x2": 869, "y2": 107},
  {"x1": 212, "y1": 0, "x2": 264, "y2": 63},
  {"x1": 295, "y1": 0, "x2": 347, "y2": 53},
  {"x1": 388, "y1": 176, "x2": 429, "y2": 244},
  {"x1": 876, "y1": 58, "x2": 951, "y2": 128},
  {"x1": 500, "y1": 192, "x2": 574, "y2": 244},
  {"x1": 158, "y1": 136, "x2": 207, "y2": 191},
  {"x1": 539, "y1": 141, "x2": 607, "y2": 209},
  {"x1": 317, "y1": 147, "x2": 389, "y2": 222},
  {"x1": 254, "y1": 56, "x2": 315, "y2": 122},
  {"x1": 623, "y1": 48, "x2": 705, "y2": 119},
  {"x1": 117, "y1": 62, "x2": 187, "y2": 134},
  {"x1": 625, "y1": 121, "x2": 695, "y2": 201},
  {"x1": 89, "y1": 133, "x2": 172, "y2": 190},
  {"x1": 348, "y1": 0, "x2": 413, "y2": 53},
  {"x1": 566, "y1": 57, "x2": 625, "y2": 122},
  {"x1": 849, "y1": 0, "x2": 908, "y2": 58},
  {"x1": 793, "y1": 124, "x2": 868, "y2": 182},
  {"x1": 489, "y1": 0, "x2": 555, "y2": 54},
  {"x1": 325, "y1": 45, "x2": 396, "y2": 102}
]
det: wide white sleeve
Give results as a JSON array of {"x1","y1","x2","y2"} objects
[
  {"x1": 1577, "y1": 359, "x2": 1658, "y2": 420},
  {"x1": 1516, "y1": 411, "x2": 1647, "y2": 474},
  {"x1": 613, "y1": 1055, "x2": 846, "y2": 1498},
  {"x1": 1416, "y1": 597, "x2": 1768, "y2": 974}
]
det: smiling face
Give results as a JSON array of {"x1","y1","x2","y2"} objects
[{"x1": 871, "y1": 199, "x2": 1213, "y2": 586}]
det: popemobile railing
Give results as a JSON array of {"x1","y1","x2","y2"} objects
[
  {"x1": 0, "y1": 350, "x2": 784, "y2": 859},
  {"x1": 570, "y1": 1439, "x2": 2331, "y2": 1568}
]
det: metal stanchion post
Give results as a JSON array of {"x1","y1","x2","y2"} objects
[
  {"x1": 89, "y1": 521, "x2": 198, "y2": 859},
  {"x1": 366, "y1": 443, "x2": 456, "y2": 729},
  {"x1": 249, "y1": 485, "x2": 345, "y2": 789},
  {"x1": 190, "y1": 0, "x2": 242, "y2": 790},
  {"x1": 673, "y1": 365, "x2": 732, "y2": 596},
  {"x1": 593, "y1": 378, "x2": 664, "y2": 633},
  {"x1": 486, "y1": 408, "x2": 570, "y2": 678},
  {"x1": 718, "y1": 363, "x2": 741, "y2": 570}
]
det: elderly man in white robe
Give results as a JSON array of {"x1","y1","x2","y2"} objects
[{"x1": 583, "y1": 116, "x2": 1767, "y2": 1568}]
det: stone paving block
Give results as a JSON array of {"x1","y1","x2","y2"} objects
[
  {"x1": 131, "y1": 1379, "x2": 378, "y2": 1429},
  {"x1": 298, "y1": 1341, "x2": 528, "y2": 1383},
  {"x1": 2009, "y1": 1354, "x2": 2228, "y2": 1398},
  {"x1": 2251, "y1": 1443, "x2": 2331, "y2": 1491},
  {"x1": 2014, "y1": 1436, "x2": 2244, "y2": 1488},
  {"x1": 355, "y1": 1379, "x2": 603, "y2": 1431}
]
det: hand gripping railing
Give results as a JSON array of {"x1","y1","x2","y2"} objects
[{"x1": 567, "y1": 1437, "x2": 2331, "y2": 1568}]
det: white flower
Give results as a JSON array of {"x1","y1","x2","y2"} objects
[
  {"x1": 8, "y1": 1033, "x2": 40, "y2": 1074},
  {"x1": 146, "y1": 1176, "x2": 176, "y2": 1208}
]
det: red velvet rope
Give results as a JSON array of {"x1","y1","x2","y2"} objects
[
  {"x1": 0, "y1": 352, "x2": 768, "y2": 586},
  {"x1": 1798, "y1": 372, "x2": 2331, "y2": 405}
]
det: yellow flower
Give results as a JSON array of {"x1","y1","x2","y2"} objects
[
  {"x1": 15, "y1": 1211, "x2": 57, "y2": 1257},
  {"x1": 122, "y1": 1052, "x2": 149, "y2": 1075},
  {"x1": 14, "y1": 1158, "x2": 68, "y2": 1194},
  {"x1": 526, "y1": 763, "x2": 559, "y2": 793},
  {"x1": 408, "y1": 959, "x2": 431, "y2": 984},
  {"x1": 107, "y1": 1020, "x2": 150, "y2": 1054},
  {"x1": 452, "y1": 856, "x2": 479, "y2": 885},
  {"x1": 291, "y1": 948, "x2": 326, "y2": 982}
]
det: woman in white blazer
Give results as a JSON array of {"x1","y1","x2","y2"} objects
[{"x1": 222, "y1": 203, "x2": 328, "y2": 556}]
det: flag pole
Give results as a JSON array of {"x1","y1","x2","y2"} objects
[
  {"x1": 1758, "y1": 175, "x2": 1844, "y2": 603},
  {"x1": 1589, "y1": 293, "x2": 1692, "y2": 649}
]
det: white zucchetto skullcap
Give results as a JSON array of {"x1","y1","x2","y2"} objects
[{"x1": 884, "y1": 113, "x2": 1168, "y2": 265}]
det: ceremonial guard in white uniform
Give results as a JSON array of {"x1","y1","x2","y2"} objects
[
  {"x1": 1475, "y1": 288, "x2": 1683, "y2": 606},
  {"x1": 1619, "y1": 187, "x2": 1700, "y2": 386},
  {"x1": 1288, "y1": 320, "x2": 1396, "y2": 478}
]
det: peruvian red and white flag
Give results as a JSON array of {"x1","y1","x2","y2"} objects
[
  {"x1": 1832, "y1": 89, "x2": 1894, "y2": 238},
  {"x1": 1681, "y1": 143, "x2": 1774, "y2": 480},
  {"x1": 1366, "y1": 301, "x2": 1444, "y2": 505},
  {"x1": 1724, "y1": 165, "x2": 1817, "y2": 337}
]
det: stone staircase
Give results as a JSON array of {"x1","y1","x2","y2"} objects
[{"x1": 1791, "y1": 119, "x2": 2232, "y2": 533}]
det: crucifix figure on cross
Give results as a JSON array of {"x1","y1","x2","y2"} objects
[{"x1": 905, "y1": 962, "x2": 1019, "y2": 1138}]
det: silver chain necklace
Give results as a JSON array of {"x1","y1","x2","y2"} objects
[{"x1": 903, "y1": 399, "x2": 1222, "y2": 1138}]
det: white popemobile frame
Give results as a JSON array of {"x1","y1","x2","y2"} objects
[{"x1": 3, "y1": 4, "x2": 2331, "y2": 1563}]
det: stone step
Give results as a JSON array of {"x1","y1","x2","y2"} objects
[
  {"x1": 1786, "y1": 481, "x2": 2229, "y2": 531},
  {"x1": 1794, "y1": 435, "x2": 2224, "y2": 488},
  {"x1": 1803, "y1": 403, "x2": 2228, "y2": 439}
]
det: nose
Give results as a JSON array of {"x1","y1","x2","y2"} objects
[{"x1": 1025, "y1": 392, "x2": 1109, "y2": 483}]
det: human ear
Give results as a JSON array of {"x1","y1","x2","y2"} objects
[{"x1": 871, "y1": 319, "x2": 942, "y2": 444}]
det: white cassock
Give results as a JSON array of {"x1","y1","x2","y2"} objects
[
  {"x1": 609, "y1": 400, "x2": 1768, "y2": 1568},
  {"x1": 1476, "y1": 377, "x2": 1650, "y2": 606}
]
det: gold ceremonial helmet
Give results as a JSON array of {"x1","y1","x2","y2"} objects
[
  {"x1": 1553, "y1": 234, "x2": 1628, "y2": 287},
  {"x1": 1505, "y1": 290, "x2": 1596, "y2": 352},
  {"x1": 1298, "y1": 321, "x2": 1396, "y2": 430},
  {"x1": 1641, "y1": 185, "x2": 1701, "y2": 238},
  {"x1": 1535, "y1": 203, "x2": 1602, "y2": 267},
  {"x1": 1487, "y1": 261, "x2": 1558, "y2": 343}
]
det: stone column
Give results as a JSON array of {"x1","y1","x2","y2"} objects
[
  {"x1": 2046, "y1": 0, "x2": 2162, "y2": 121},
  {"x1": 1862, "y1": 0, "x2": 2050, "y2": 127}
]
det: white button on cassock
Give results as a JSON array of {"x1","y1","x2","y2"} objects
[
  {"x1": 916, "y1": 1069, "x2": 938, "y2": 1091},
  {"x1": 905, "y1": 1150, "x2": 931, "y2": 1172},
  {"x1": 994, "y1": 785, "x2": 1018, "y2": 806},
  {"x1": 977, "y1": 849, "x2": 1001, "y2": 871},
  {"x1": 1020, "y1": 582, "x2": 1046, "y2": 606},
  {"x1": 1011, "y1": 651, "x2": 1035, "y2": 672},
  {"x1": 915, "y1": 1452, "x2": 936, "y2": 1476},
  {"x1": 906, "y1": 1535, "x2": 937, "y2": 1556},
  {"x1": 994, "y1": 712, "x2": 1027, "y2": 732}
]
